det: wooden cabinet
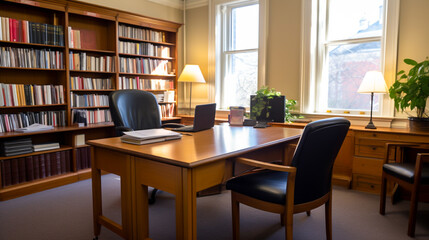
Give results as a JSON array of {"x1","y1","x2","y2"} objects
[
  {"x1": 0, "y1": 0, "x2": 181, "y2": 200},
  {"x1": 351, "y1": 127, "x2": 429, "y2": 194}
]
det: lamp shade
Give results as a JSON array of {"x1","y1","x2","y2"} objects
[
  {"x1": 357, "y1": 71, "x2": 388, "y2": 94},
  {"x1": 178, "y1": 65, "x2": 206, "y2": 83}
]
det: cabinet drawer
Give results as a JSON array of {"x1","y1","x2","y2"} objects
[
  {"x1": 352, "y1": 157, "x2": 383, "y2": 176},
  {"x1": 355, "y1": 144, "x2": 386, "y2": 158},
  {"x1": 355, "y1": 131, "x2": 429, "y2": 144},
  {"x1": 352, "y1": 174, "x2": 381, "y2": 194}
]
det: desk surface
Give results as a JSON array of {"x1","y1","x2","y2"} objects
[{"x1": 88, "y1": 125, "x2": 302, "y2": 168}]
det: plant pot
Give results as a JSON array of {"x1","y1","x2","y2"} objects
[{"x1": 408, "y1": 117, "x2": 429, "y2": 132}]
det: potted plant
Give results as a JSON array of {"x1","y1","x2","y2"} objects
[
  {"x1": 389, "y1": 58, "x2": 429, "y2": 131},
  {"x1": 250, "y1": 86, "x2": 299, "y2": 123}
]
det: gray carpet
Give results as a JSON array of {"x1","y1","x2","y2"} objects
[{"x1": 0, "y1": 174, "x2": 428, "y2": 240}]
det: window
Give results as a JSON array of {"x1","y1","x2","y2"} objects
[
  {"x1": 209, "y1": 0, "x2": 267, "y2": 110},
  {"x1": 301, "y1": 0, "x2": 399, "y2": 116}
]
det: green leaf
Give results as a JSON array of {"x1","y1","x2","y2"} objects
[{"x1": 404, "y1": 58, "x2": 418, "y2": 66}]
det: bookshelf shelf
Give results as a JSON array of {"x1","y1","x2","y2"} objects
[
  {"x1": 0, "y1": 0, "x2": 180, "y2": 201},
  {"x1": 0, "y1": 67, "x2": 65, "y2": 71},
  {"x1": 0, "y1": 146, "x2": 73, "y2": 161},
  {"x1": 0, "y1": 40, "x2": 65, "y2": 49},
  {"x1": 0, "y1": 104, "x2": 67, "y2": 109},
  {"x1": 68, "y1": 48, "x2": 116, "y2": 54},
  {"x1": 118, "y1": 36, "x2": 176, "y2": 46},
  {"x1": 118, "y1": 72, "x2": 176, "y2": 78},
  {"x1": 71, "y1": 106, "x2": 109, "y2": 109},
  {"x1": 118, "y1": 53, "x2": 174, "y2": 60},
  {"x1": 70, "y1": 89, "x2": 114, "y2": 92}
]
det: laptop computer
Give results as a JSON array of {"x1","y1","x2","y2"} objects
[{"x1": 174, "y1": 103, "x2": 216, "y2": 132}]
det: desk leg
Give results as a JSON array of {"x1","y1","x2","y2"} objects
[
  {"x1": 136, "y1": 184, "x2": 149, "y2": 240},
  {"x1": 91, "y1": 147, "x2": 102, "y2": 238},
  {"x1": 176, "y1": 168, "x2": 197, "y2": 240}
]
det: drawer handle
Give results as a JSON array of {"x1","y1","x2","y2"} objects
[
  {"x1": 372, "y1": 133, "x2": 377, "y2": 137},
  {"x1": 372, "y1": 147, "x2": 377, "y2": 151},
  {"x1": 370, "y1": 185, "x2": 375, "y2": 189}
]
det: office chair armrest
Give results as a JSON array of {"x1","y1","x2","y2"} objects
[
  {"x1": 383, "y1": 142, "x2": 420, "y2": 164},
  {"x1": 162, "y1": 123, "x2": 186, "y2": 128},
  {"x1": 115, "y1": 126, "x2": 133, "y2": 135},
  {"x1": 234, "y1": 157, "x2": 296, "y2": 173}
]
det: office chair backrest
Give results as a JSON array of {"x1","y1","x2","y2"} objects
[
  {"x1": 109, "y1": 90, "x2": 162, "y2": 133},
  {"x1": 291, "y1": 117, "x2": 350, "y2": 204}
]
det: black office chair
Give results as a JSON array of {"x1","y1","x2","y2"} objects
[
  {"x1": 226, "y1": 117, "x2": 350, "y2": 240},
  {"x1": 109, "y1": 89, "x2": 183, "y2": 204},
  {"x1": 379, "y1": 143, "x2": 429, "y2": 237}
]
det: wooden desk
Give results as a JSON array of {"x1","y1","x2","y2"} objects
[{"x1": 88, "y1": 125, "x2": 302, "y2": 240}]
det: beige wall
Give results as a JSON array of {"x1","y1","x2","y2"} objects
[
  {"x1": 74, "y1": 0, "x2": 183, "y2": 23},
  {"x1": 397, "y1": 0, "x2": 429, "y2": 76},
  {"x1": 184, "y1": 0, "x2": 429, "y2": 115},
  {"x1": 179, "y1": 5, "x2": 210, "y2": 111}
]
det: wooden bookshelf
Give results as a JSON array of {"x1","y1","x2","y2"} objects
[{"x1": 0, "y1": 0, "x2": 181, "y2": 200}]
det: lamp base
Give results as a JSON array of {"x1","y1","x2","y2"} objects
[{"x1": 365, "y1": 122, "x2": 376, "y2": 129}]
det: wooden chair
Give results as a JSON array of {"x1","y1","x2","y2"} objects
[
  {"x1": 379, "y1": 143, "x2": 429, "y2": 237},
  {"x1": 226, "y1": 117, "x2": 350, "y2": 240}
]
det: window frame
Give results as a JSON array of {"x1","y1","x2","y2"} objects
[
  {"x1": 209, "y1": 0, "x2": 268, "y2": 110},
  {"x1": 300, "y1": 0, "x2": 400, "y2": 117}
]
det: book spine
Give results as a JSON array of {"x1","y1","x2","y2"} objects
[
  {"x1": 44, "y1": 153, "x2": 51, "y2": 177},
  {"x1": 39, "y1": 154, "x2": 46, "y2": 178},
  {"x1": 65, "y1": 150, "x2": 71, "y2": 172},
  {"x1": 11, "y1": 158, "x2": 19, "y2": 185},
  {"x1": 25, "y1": 156, "x2": 34, "y2": 181},
  {"x1": 1, "y1": 159, "x2": 12, "y2": 187},
  {"x1": 33, "y1": 155, "x2": 40, "y2": 180},
  {"x1": 18, "y1": 157, "x2": 26, "y2": 183},
  {"x1": 60, "y1": 150, "x2": 66, "y2": 173}
]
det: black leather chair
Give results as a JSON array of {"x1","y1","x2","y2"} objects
[
  {"x1": 379, "y1": 143, "x2": 429, "y2": 237},
  {"x1": 109, "y1": 89, "x2": 183, "y2": 203},
  {"x1": 226, "y1": 117, "x2": 350, "y2": 240}
]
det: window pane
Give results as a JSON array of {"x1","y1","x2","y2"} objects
[
  {"x1": 231, "y1": 4, "x2": 259, "y2": 51},
  {"x1": 327, "y1": 42, "x2": 381, "y2": 111},
  {"x1": 224, "y1": 51, "x2": 258, "y2": 107},
  {"x1": 327, "y1": 0, "x2": 383, "y2": 40}
]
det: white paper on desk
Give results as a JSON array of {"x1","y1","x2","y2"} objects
[{"x1": 122, "y1": 128, "x2": 182, "y2": 140}]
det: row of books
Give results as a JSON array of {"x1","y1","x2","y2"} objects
[
  {"x1": 0, "y1": 47, "x2": 64, "y2": 69},
  {"x1": 0, "y1": 138, "x2": 33, "y2": 157},
  {"x1": 151, "y1": 90, "x2": 175, "y2": 103},
  {"x1": 119, "y1": 41, "x2": 170, "y2": 58},
  {"x1": 70, "y1": 93, "x2": 109, "y2": 108},
  {"x1": 0, "y1": 150, "x2": 72, "y2": 187},
  {"x1": 0, "y1": 111, "x2": 66, "y2": 133},
  {"x1": 71, "y1": 109, "x2": 112, "y2": 125},
  {"x1": 0, "y1": 83, "x2": 65, "y2": 107},
  {"x1": 118, "y1": 77, "x2": 174, "y2": 90},
  {"x1": 118, "y1": 24, "x2": 167, "y2": 43},
  {"x1": 0, "y1": 16, "x2": 64, "y2": 46},
  {"x1": 69, "y1": 51, "x2": 115, "y2": 72},
  {"x1": 160, "y1": 103, "x2": 175, "y2": 118},
  {"x1": 76, "y1": 147, "x2": 91, "y2": 170},
  {"x1": 70, "y1": 77, "x2": 113, "y2": 90},
  {"x1": 67, "y1": 27, "x2": 96, "y2": 49},
  {"x1": 119, "y1": 57, "x2": 173, "y2": 75}
]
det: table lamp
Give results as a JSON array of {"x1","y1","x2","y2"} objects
[
  {"x1": 357, "y1": 71, "x2": 388, "y2": 129},
  {"x1": 178, "y1": 64, "x2": 206, "y2": 115}
]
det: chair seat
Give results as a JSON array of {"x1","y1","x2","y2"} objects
[
  {"x1": 383, "y1": 163, "x2": 429, "y2": 184},
  {"x1": 226, "y1": 170, "x2": 288, "y2": 205}
]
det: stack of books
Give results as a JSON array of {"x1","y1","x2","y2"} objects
[
  {"x1": 0, "y1": 138, "x2": 33, "y2": 157},
  {"x1": 33, "y1": 142, "x2": 60, "y2": 152},
  {"x1": 121, "y1": 128, "x2": 182, "y2": 145}
]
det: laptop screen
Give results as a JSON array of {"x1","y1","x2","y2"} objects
[{"x1": 192, "y1": 103, "x2": 216, "y2": 131}]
